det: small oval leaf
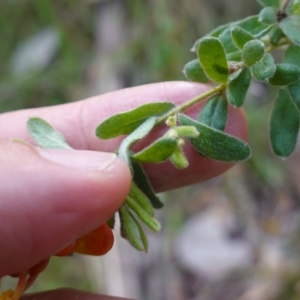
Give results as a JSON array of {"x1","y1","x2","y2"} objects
[
  {"x1": 179, "y1": 114, "x2": 251, "y2": 162},
  {"x1": 227, "y1": 68, "x2": 251, "y2": 107},
  {"x1": 132, "y1": 137, "x2": 177, "y2": 163},
  {"x1": 256, "y1": 0, "x2": 280, "y2": 8},
  {"x1": 259, "y1": 7, "x2": 277, "y2": 24},
  {"x1": 27, "y1": 117, "x2": 72, "y2": 149},
  {"x1": 197, "y1": 37, "x2": 229, "y2": 84},
  {"x1": 198, "y1": 94, "x2": 228, "y2": 131},
  {"x1": 270, "y1": 88, "x2": 300, "y2": 157},
  {"x1": 191, "y1": 22, "x2": 233, "y2": 52},
  {"x1": 251, "y1": 53, "x2": 276, "y2": 81},
  {"x1": 183, "y1": 59, "x2": 209, "y2": 83},
  {"x1": 279, "y1": 15, "x2": 300, "y2": 46},
  {"x1": 268, "y1": 63, "x2": 300, "y2": 86},
  {"x1": 242, "y1": 40, "x2": 265, "y2": 67},
  {"x1": 96, "y1": 102, "x2": 174, "y2": 139},
  {"x1": 231, "y1": 26, "x2": 254, "y2": 49},
  {"x1": 284, "y1": 44, "x2": 300, "y2": 68}
]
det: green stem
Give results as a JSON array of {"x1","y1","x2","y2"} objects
[
  {"x1": 279, "y1": 0, "x2": 291, "y2": 14},
  {"x1": 155, "y1": 84, "x2": 225, "y2": 126}
]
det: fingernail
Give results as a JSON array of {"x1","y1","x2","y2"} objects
[{"x1": 38, "y1": 149, "x2": 117, "y2": 171}]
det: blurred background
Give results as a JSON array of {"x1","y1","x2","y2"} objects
[{"x1": 2, "y1": 0, "x2": 300, "y2": 299}]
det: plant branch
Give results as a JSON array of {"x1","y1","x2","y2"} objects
[
  {"x1": 280, "y1": 0, "x2": 291, "y2": 14},
  {"x1": 155, "y1": 84, "x2": 225, "y2": 126}
]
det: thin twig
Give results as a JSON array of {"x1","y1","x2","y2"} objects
[{"x1": 155, "y1": 84, "x2": 225, "y2": 126}]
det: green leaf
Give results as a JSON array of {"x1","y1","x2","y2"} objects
[
  {"x1": 270, "y1": 88, "x2": 300, "y2": 157},
  {"x1": 251, "y1": 53, "x2": 276, "y2": 81},
  {"x1": 256, "y1": 0, "x2": 280, "y2": 8},
  {"x1": 293, "y1": 0, "x2": 300, "y2": 14},
  {"x1": 227, "y1": 68, "x2": 251, "y2": 107},
  {"x1": 284, "y1": 44, "x2": 300, "y2": 68},
  {"x1": 179, "y1": 114, "x2": 251, "y2": 162},
  {"x1": 126, "y1": 196, "x2": 161, "y2": 232},
  {"x1": 197, "y1": 37, "x2": 229, "y2": 84},
  {"x1": 96, "y1": 102, "x2": 174, "y2": 139},
  {"x1": 132, "y1": 137, "x2": 177, "y2": 163},
  {"x1": 132, "y1": 161, "x2": 163, "y2": 209},
  {"x1": 219, "y1": 27, "x2": 239, "y2": 54},
  {"x1": 238, "y1": 15, "x2": 270, "y2": 35},
  {"x1": 128, "y1": 181, "x2": 154, "y2": 217},
  {"x1": 269, "y1": 26, "x2": 286, "y2": 45},
  {"x1": 198, "y1": 94, "x2": 228, "y2": 130},
  {"x1": 191, "y1": 22, "x2": 233, "y2": 52},
  {"x1": 226, "y1": 51, "x2": 242, "y2": 61},
  {"x1": 242, "y1": 40, "x2": 265, "y2": 67},
  {"x1": 27, "y1": 117, "x2": 72, "y2": 150},
  {"x1": 279, "y1": 15, "x2": 300, "y2": 46},
  {"x1": 118, "y1": 117, "x2": 156, "y2": 165},
  {"x1": 119, "y1": 205, "x2": 148, "y2": 252},
  {"x1": 268, "y1": 63, "x2": 300, "y2": 86},
  {"x1": 183, "y1": 59, "x2": 209, "y2": 83},
  {"x1": 288, "y1": 79, "x2": 300, "y2": 110},
  {"x1": 259, "y1": 7, "x2": 277, "y2": 24},
  {"x1": 231, "y1": 26, "x2": 254, "y2": 49}
]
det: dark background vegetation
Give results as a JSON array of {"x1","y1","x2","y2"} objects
[{"x1": 1, "y1": 1, "x2": 300, "y2": 299}]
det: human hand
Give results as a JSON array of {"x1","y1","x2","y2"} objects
[{"x1": 0, "y1": 81, "x2": 247, "y2": 300}]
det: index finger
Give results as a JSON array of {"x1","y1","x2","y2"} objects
[{"x1": 0, "y1": 81, "x2": 248, "y2": 191}]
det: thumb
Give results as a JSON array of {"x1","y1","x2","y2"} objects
[{"x1": 0, "y1": 140, "x2": 131, "y2": 277}]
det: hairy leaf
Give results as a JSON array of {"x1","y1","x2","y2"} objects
[
  {"x1": 132, "y1": 161, "x2": 163, "y2": 209},
  {"x1": 288, "y1": 79, "x2": 300, "y2": 110},
  {"x1": 251, "y1": 53, "x2": 276, "y2": 81},
  {"x1": 227, "y1": 68, "x2": 251, "y2": 107},
  {"x1": 183, "y1": 59, "x2": 209, "y2": 83},
  {"x1": 179, "y1": 114, "x2": 251, "y2": 162},
  {"x1": 256, "y1": 0, "x2": 280, "y2": 8},
  {"x1": 96, "y1": 102, "x2": 174, "y2": 139},
  {"x1": 132, "y1": 137, "x2": 177, "y2": 163},
  {"x1": 119, "y1": 205, "x2": 148, "y2": 252},
  {"x1": 198, "y1": 37, "x2": 229, "y2": 84},
  {"x1": 128, "y1": 181, "x2": 154, "y2": 217},
  {"x1": 231, "y1": 26, "x2": 254, "y2": 49},
  {"x1": 268, "y1": 63, "x2": 300, "y2": 86},
  {"x1": 279, "y1": 15, "x2": 300, "y2": 46},
  {"x1": 191, "y1": 22, "x2": 233, "y2": 52},
  {"x1": 242, "y1": 40, "x2": 265, "y2": 67},
  {"x1": 284, "y1": 44, "x2": 300, "y2": 68},
  {"x1": 270, "y1": 88, "x2": 300, "y2": 157},
  {"x1": 126, "y1": 197, "x2": 161, "y2": 232},
  {"x1": 198, "y1": 94, "x2": 228, "y2": 131},
  {"x1": 259, "y1": 7, "x2": 277, "y2": 24},
  {"x1": 226, "y1": 51, "x2": 242, "y2": 61},
  {"x1": 27, "y1": 117, "x2": 72, "y2": 149}
]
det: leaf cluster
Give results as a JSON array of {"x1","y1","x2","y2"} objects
[
  {"x1": 184, "y1": 0, "x2": 300, "y2": 158},
  {"x1": 25, "y1": 0, "x2": 300, "y2": 252}
]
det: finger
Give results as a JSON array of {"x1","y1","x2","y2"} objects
[
  {"x1": 0, "y1": 81, "x2": 248, "y2": 191},
  {"x1": 21, "y1": 288, "x2": 132, "y2": 300},
  {"x1": 0, "y1": 140, "x2": 131, "y2": 277}
]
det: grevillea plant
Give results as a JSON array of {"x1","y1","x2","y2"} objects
[{"x1": 2, "y1": 0, "x2": 300, "y2": 298}]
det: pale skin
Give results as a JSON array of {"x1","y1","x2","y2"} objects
[{"x1": 0, "y1": 81, "x2": 247, "y2": 300}]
